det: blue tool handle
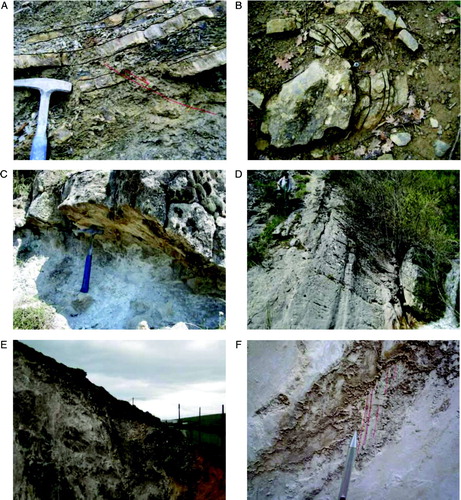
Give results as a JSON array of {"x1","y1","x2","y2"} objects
[
  {"x1": 30, "y1": 133, "x2": 48, "y2": 160},
  {"x1": 80, "y1": 254, "x2": 92, "y2": 293}
]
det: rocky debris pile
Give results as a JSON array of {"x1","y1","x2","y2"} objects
[
  {"x1": 248, "y1": 340, "x2": 459, "y2": 499},
  {"x1": 14, "y1": 0, "x2": 226, "y2": 160},
  {"x1": 249, "y1": 1, "x2": 459, "y2": 159},
  {"x1": 261, "y1": 8, "x2": 412, "y2": 148},
  {"x1": 14, "y1": 170, "x2": 225, "y2": 329},
  {"x1": 14, "y1": 341, "x2": 222, "y2": 499}
]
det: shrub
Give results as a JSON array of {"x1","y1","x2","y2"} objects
[
  {"x1": 327, "y1": 170, "x2": 459, "y2": 320},
  {"x1": 13, "y1": 304, "x2": 54, "y2": 329},
  {"x1": 248, "y1": 215, "x2": 287, "y2": 267}
]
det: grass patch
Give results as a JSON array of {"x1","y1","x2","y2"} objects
[
  {"x1": 292, "y1": 172, "x2": 310, "y2": 199},
  {"x1": 13, "y1": 171, "x2": 35, "y2": 198},
  {"x1": 248, "y1": 214, "x2": 287, "y2": 268},
  {"x1": 13, "y1": 303, "x2": 54, "y2": 329}
]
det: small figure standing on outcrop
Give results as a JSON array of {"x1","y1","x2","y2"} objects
[{"x1": 277, "y1": 171, "x2": 295, "y2": 214}]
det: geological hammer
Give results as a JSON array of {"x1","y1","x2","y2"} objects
[
  {"x1": 73, "y1": 226, "x2": 104, "y2": 293},
  {"x1": 14, "y1": 78, "x2": 72, "y2": 160}
]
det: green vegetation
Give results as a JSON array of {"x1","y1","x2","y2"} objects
[
  {"x1": 13, "y1": 303, "x2": 55, "y2": 329},
  {"x1": 13, "y1": 170, "x2": 35, "y2": 198},
  {"x1": 327, "y1": 170, "x2": 459, "y2": 321},
  {"x1": 292, "y1": 172, "x2": 310, "y2": 199},
  {"x1": 248, "y1": 171, "x2": 311, "y2": 268},
  {"x1": 248, "y1": 214, "x2": 287, "y2": 268}
]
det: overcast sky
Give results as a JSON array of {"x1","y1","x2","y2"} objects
[{"x1": 21, "y1": 340, "x2": 225, "y2": 420}]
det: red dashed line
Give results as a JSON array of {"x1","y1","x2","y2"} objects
[{"x1": 103, "y1": 62, "x2": 217, "y2": 115}]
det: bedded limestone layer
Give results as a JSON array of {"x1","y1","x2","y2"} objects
[{"x1": 14, "y1": 0, "x2": 226, "y2": 160}]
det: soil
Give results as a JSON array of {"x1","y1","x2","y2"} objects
[{"x1": 248, "y1": 0, "x2": 460, "y2": 160}]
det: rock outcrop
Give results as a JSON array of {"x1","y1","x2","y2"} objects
[
  {"x1": 248, "y1": 340, "x2": 459, "y2": 499},
  {"x1": 262, "y1": 56, "x2": 356, "y2": 148},
  {"x1": 14, "y1": 341, "x2": 223, "y2": 499},
  {"x1": 248, "y1": 171, "x2": 404, "y2": 329},
  {"x1": 14, "y1": 170, "x2": 225, "y2": 329},
  {"x1": 14, "y1": 0, "x2": 226, "y2": 160},
  {"x1": 247, "y1": 170, "x2": 457, "y2": 329}
]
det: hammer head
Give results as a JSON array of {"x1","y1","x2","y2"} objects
[
  {"x1": 73, "y1": 225, "x2": 104, "y2": 237},
  {"x1": 14, "y1": 78, "x2": 72, "y2": 95}
]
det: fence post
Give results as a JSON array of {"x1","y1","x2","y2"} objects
[{"x1": 199, "y1": 407, "x2": 202, "y2": 446}]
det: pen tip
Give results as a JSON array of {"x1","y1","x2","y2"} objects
[{"x1": 350, "y1": 431, "x2": 358, "y2": 448}]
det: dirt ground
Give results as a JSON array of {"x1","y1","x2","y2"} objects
[{"x1": 248, "y1": 0, "x2": 460, "y2": 160}]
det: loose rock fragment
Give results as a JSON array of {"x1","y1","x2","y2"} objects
[
  {"x1": 398, "y1": 30, "x2": 419, "y2": 51},
  {"x1": 391, "y1": 132, "x2": 412, "y2": 146},
  {"x1": 372, "y1": 2, "x2": 406, "y2": 30},
  {"x1": 52, "y1": 126, "x2": 73, "y2": 144},
  {"x1": 433, "y1": 139, "x2": 450, "y2": 157},
  {"x1": 314, "y1": 45, "x2": 324, "y2": 57},
  {"x1": 266, "y1": 18, "x2": 298, "y2": 34},
  {"x1": 345, "y1": 17, "x2": 368, "y2": 44},
  {"x1": 311, "y1": 149, "x2": 324, "y2": 159},
  {"x1": 393, "y1": 74, "x2": 409, "y2": 108},
  {"x1": 335, "y1": 1, "x2": 361, "y2": 15}
]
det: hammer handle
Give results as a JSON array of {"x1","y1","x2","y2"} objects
[
  {"x1": 80, "y1": 254, "x2": 92, "y2": 293},
  {"x1": 30, "y1": 133, "x2": 48, "y2": 160},
  {"x1": 30, "y1": 91, "x2": 51, "y2": 160}
]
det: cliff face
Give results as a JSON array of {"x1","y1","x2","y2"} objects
[
  {"x1": 14, "y1": 170, "x2": 225, "y2": 329},
  {"x1": 14, "y1": 0, "x2": 226, "y2": 160},
  {"x1": 14, "y1": 341, "x2": 223, "y2": 500},
  {"x1": 248, "y1": 340, "x2": 459, "y2": 500},
  {"x1": 248, "y1": 171, "x2": 403, "y2": 329},
  {"x1": 247, "y1": 171, "x2": 458, "y2": 329}
]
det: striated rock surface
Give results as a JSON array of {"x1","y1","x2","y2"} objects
[
  {"x1": 248, "y1": 340, "x2": 459, "y2": 500},
  {"x1": 248, "y1": 170, "x2": 458, "y2": 329},
  {"x1": 14, "y1": 341, "x2": 221, "y2": 499},
  {"x1": 14, "y1": 0, "x2": 226, "y2": 160},
  {"x1": 262, "y1": 56, "x2": 355, "y2": 148},
  {"x1": 354, "y1": 70, "x2": 408, "y2": 130},
  {"x1": 14, "y1": 170, "x2": 225, "y2": 329},
  {"x1": 248, "y1": 172, "x2": 403, "y2": 329}
]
